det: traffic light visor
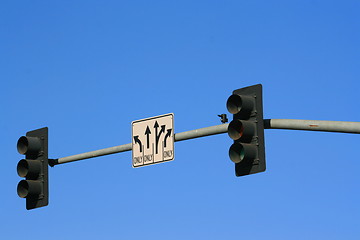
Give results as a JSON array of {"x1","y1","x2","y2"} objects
[
  {"x1": 229, "y1": 143, "x2": 257, "y2": 164},
  {"x1": 229, "y1": 143, "x2": 245, "y2": 163},
  {"x1": 17, "y1": 180, "x2": 42, "y2": 198},
  {"x1": 17, "y1": 159, "x2": 41, "y2": 178},
  {"x1": 226, "y1": 94, "x2": 254, "y2": 116},
  {"x1": 228, "y1": 120, "x2": 244, "y2": 140},
  {"x1": 17, "y1": 136, "x2": 41, "y2": 155},
  {"x1": 228, "y1": 120, "x2": 255, "y2": 142}
]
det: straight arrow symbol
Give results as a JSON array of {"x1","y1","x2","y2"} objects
[{"x1": 145, "y1": 126, "x2": 151, "y2": 149}]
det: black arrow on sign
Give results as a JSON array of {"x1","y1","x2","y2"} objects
[
  {"x1": 154, "y1": 121, "x2": 165, "y2": 154},
  {"x1": 163, "y1": 129, "x2": 172, "y2": 148},
  {"x1": 133, "y1": 136, "x2": 142, "y2": 152},
  {"x1": 145, "y1": 126, "x2": 151, "y2": 149}
]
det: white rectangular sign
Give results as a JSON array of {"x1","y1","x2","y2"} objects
[{"x1": 132, "y1": 113, "x2": 174, "y2": 167}]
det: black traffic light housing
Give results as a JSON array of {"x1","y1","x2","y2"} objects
[
  {"x1": 17, "y1": 127, "x2": 48, "y2": 210},
  {"x1": 226, "y1": 84, "x2": 266, "y2": 176}
]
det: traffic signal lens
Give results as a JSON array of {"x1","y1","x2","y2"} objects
[
  {"x1": 17, "y1": 160, "x2": 29, "y2": 177},
  {"x1": 17, "y1": 136, "x2": 29, "y2": 155},
  {"x1": 17, "y1": 180, "x2": 29, "y2": 198}
]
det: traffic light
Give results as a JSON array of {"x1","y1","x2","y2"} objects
[
  {"x1": 226, "y1": 84, "x2": 266, "y2": 176},
  {"x1": 17, "y1": 127, "x2": 48, "y2": 210}
]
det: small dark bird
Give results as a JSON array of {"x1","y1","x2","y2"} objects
[{"x1": 218, "y1": 114, "x2": 228, "y2": 124}]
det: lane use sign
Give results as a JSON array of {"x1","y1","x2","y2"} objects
[{"x1": 132, "y1": 113, "x2": 174, "y2": 167}]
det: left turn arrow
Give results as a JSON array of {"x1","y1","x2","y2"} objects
[{"x1": 134, "y1": 136, "x2": 142, "y2": 152}]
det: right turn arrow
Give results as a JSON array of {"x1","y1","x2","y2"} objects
[{"x1": 164, "y1": 129, "x2": 172, "y2": 148}]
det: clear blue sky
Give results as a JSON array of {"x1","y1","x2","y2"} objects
[{"x1": 1, "y1": 1, "x2": 360, "y2": 239}]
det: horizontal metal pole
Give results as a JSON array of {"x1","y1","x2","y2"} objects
[
  {"x1": 52, "y1": 119, "x2": 359, "y2": 166},
  {"x1": 265, "y1": 119, "x2": 360, "y2": 134},
  {"x1": 175, "y1": 123, "x2": 229, "y2": 142},
  {"x1": 53, "y1": 124, "x2": 230, "y2": 166},
  {"x1": 53, "y1": 143, "x2": 132, "y2": 165}
]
